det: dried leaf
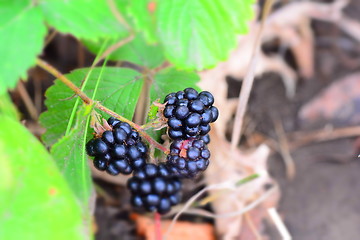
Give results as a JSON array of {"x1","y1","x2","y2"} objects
[
  {"x1": 299, "y1": 72, "x2": 360, "y2": 126},
  {"x1": 204, "y1": 130, "x2": 280, "y2": 239},
  {"x1": 131, "y1": 213, "x2": 215, "y2": 240},
  {"x1": 200, "y1": 0, "x2": 350, "y2": 99}
]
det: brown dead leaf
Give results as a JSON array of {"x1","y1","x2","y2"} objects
[
  {"x1": 200, "y1": 0, "x2": 351, "y2": 99},
  {"x1": 299, "y1": 72, "x2": 360, "y2": 126},
  {"x1": 131, "y1": 213, "x2": 215, "y2": 240},
  {"x1": 203, "y1": 129, "x2": 280, "y2": 240}
]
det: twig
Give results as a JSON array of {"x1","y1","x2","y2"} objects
[
  {"x1": 17, "y1": 80, "x2": 38, "y2": 120},
  {"x1": 44, "y1": 29, "x2": 57, "y2": 47},
  {"x1": 273, "y1": 118, "x2": 296, "y2": 180},
  {"x1": 268, "y1": 207, "x2": 292, "y2": 240},
  {"x1": 195, "y1": 174, "x2": 259, "y2": 207},
  {"x1": 164, "y1": 182, "x2": 235, "y2": 239},
  {"x1": 117, "y1": 61, "x2": 148, "y2": 73},
  {"x1": 92, "y1": 34, "x2": 135, "y2": 66},
  {"x1": 153, "y1": 61, "x2": 172, "y2": 73},
  {"x1": 96, "y1": 104, "x2": 170, "y2": 154},
  {"x1": 77, "y1": 40, "x2": 85, "y2": 68},
  {"x1": 288, "y1": 125, "x2": 360, "y2": 150},
  {"x1": 230, "y1": 0, "x2": 275, "y2": 150},
  {"x1": 107, "y1": 0, "x2": 132, "y2": 31},
  {"x1": 165, "y1": 176, "x2": 266, "y2": 237},
  {"x1": 168, "y1": 185, "x2": 277, "y2": 219},
  {"x1": 244, "y1": 212, "x2": 263, "y2": 240},
  {"x1": 89, "y1": 0, "x2": 135, "y2": 67},
  {"x1": 36, "y1": 58, "x2": 92, "y2": 105},
  {"x1": 36, "y1": 58, "x2": 169, "y2": 154},
  {"x1": 134, "y1": 72, "x2": 153, "y2": 125}
]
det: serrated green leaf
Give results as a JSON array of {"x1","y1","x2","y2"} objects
[
  {"x1": 40, "y1": 67, "x2": 144, "y2": 147},
  {"x1": 0, "y1": 116, "x2": 85, "y2": 240},
  {"x1": 127, "y1": 0, "x2": 158, "y2": 44},
  {"x1": 157, "y1": 0, "x2": 254, "y2": 70},
  {"x1": 0, "y1": 1, "x2": 46, "y2": 94},
  {"x1": 84, "y1": 34, "x2": 164, "y2": 68},
  {"x1": 39, "y1": 0, "x2": 129, "y2": 41},
  {"x1": 150, "y1": 67, "x2": 200, "y2": 103},
  {"x1": 50, "y1": 105, "x2": 93, "y2": 230},
  {"x1": 222, "y1": 0, "x2": 254, "y2": 33}
]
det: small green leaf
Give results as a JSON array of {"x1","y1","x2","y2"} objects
[
  {"x1": 51, "y1": 105, "x2": 93, "y2": 210},
  {"x1": 147, "y1": 99, "x2": 160, "y2": 120},
  {"x1": 40, "y1": 67, "x2": 144, "y2": 147},
  {"x1": 39, "y1": 0, "x2": 129, "y2": 41},
  {"x1": 0, "y1": 1, "x2": 46, "y2": 94},
  {"x1": 0, "y1": 116, "x2": 85, "y2": 240},
  {"x1": 84, "y1": 34, "x2": 164, "y2": 68},
  {"x1": 127, "y1": 0, "x2": 158, "y2": 44},
  {"x1": 157, "y1": 0, "x2": 254, "y2": 70},
  {"x1": 150, "y1": 67, "x2": 200, "y2": 103}
]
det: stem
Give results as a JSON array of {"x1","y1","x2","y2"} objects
[
  {"x1": 96, "y1": 104, "x2": 169, "y2": 154},
  {"x1": 36, "y1": 58, "x2": 92, "y2": 105},
  {"x1": 36, "y1": 58, "x2": 170, "y2": 154},
  {"x1": 154, "y1": 212, "x2": 162, "y2": 240}
]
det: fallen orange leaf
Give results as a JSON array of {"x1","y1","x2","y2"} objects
[{"x1": 131, "y1": 213, "x2": 215, "y2": 240}]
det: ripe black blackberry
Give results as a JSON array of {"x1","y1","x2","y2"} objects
[
  {"x1": 127, "y1": 163, "x2": 182, "y2": 214},
  {"x1": 163, "y1": 88, "x2": 218, "y2": 140},
  {"x1": 86, "y1": 117, "x2": 148, "y2": 175},
  {"x1": 166, "y1": 139, "x2": 210, "y2": 178}
]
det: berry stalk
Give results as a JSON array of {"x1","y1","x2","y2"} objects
[{"x1": 36, "y1": 58, "x2": 169, "y2": 154}]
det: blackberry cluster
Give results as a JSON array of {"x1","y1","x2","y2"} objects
[
  {"x1": 85, "y1": 88, "x2": 218, "y2": 214},
  {"x1": 163, "y1": 88, "x2": 219, "y2": 140},
  {"x1": 127, "y1": 163, "x2": 182, "y2": 214},
  {"x1": 167, "y1": 139, "x2": 210, "y2": 178},
  {"x1": 86, "y1": 117, "x2": 148, "y2": 176}
]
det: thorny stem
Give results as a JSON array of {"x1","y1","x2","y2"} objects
[{"x1": 36, "y1": 58, "x2": 170, "y2": 154}]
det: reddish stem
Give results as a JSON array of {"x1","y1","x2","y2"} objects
[{"x1": 154, "y1": 212, "x2": 162, "y2": 240}]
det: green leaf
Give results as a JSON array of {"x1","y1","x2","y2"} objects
[
  {"x1": 157, "y1": 0, "x2": 254, "y2": 70},
  {"x1": 0, "y1": 116, "x2": 85, "y2": 240},
  {"x1": 84, "y1": 34, "x2": 164, "y2": 68},
  {"x1": 40, "y1": 67, "x2": 144, "y2": 147},
  {"x1": 0, "y1": 1, "x2": 46, "y2": 94},
  {"x1": 148, "y1": 67, "x2": 200, "y2": 142},
  {"x1": 51, "y1": 104, "x2": 93, "y2": 209},
  {"x1": 150, "y1": 67, "x2": 200, "y2": 103},
  {"x1": 127, "y1": 0, "x2": 158, "y2": 44},
  {"x1": 221, "y1": 0, "x2": 254, "y2": 34},
  {"x1": 0, "y1": 93, "x2": 18, "y2": 119},
  {"x1": 39, "y1": 0, "x2": 129, "y2": 41}
]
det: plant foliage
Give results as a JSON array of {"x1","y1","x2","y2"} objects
[{"x1": 0, "y1": 0, "x2": 254, "y2": 238}]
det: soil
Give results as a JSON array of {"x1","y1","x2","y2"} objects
[{"x1": 13, "y1": 0, "x2": 360, "y2": 239}]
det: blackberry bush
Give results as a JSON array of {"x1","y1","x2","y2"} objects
[
  {"x1": 127, "y1": 163, "x2": 182, "y2": 214},
  {"x1": 86, "y1": 117, "x2": 148, "y2": 176},
  {"x1": 166, "y1": 139, "x2": 210, "y2": 178},
  {"x1": 163, "y1": 88, "x2": 219, "y2": 140}
]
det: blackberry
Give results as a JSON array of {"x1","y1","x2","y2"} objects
[
  {"x1": 127, "y1": 163, "x2": 182, "y2": 214},
  {"x1": 166, "y1": 139, "x2": 210, "y2": 178},
  {"x1": 85, "y1": 117, "x2": 148, "y2": 175},
  {"x1": 163, "y1": 88, "x2": 218, "y2": 140}
]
